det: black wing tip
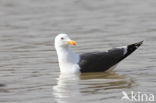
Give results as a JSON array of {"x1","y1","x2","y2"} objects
[
  {"x1": 125, "y1": 40, "x2": 143, "y2": 56},
  {"x1": 129, "y1": 40, "x2": 144, "y2": 48},
  {"x1": 135, "y1": 40, "x2": 144, "y2": 47}
]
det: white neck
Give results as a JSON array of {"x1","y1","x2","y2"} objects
[{"x1": 55, "y1": 46, "x2": 80, "y2": 73}]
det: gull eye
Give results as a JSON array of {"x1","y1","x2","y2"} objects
[{"x1": 61, "y1": 37, "x2": 64, "y2": 40}]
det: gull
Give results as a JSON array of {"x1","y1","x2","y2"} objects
[{"x1": 55, "y1": 33, "x2": 143, "y2": 74}]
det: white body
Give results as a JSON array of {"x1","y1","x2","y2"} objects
[{"x1": 56, "y1": 47, "x2": 80, "y2": 73}]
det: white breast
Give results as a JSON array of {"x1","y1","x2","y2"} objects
[
  {"x1": 59, "y1": 62, "x2": 80, "y2": 73},
  {"x1": 56, "y1": 47, "x2": 80, "y2": 74}
]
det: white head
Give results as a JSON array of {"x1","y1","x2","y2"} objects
[
  {"x1": 55, "y1": 33, "x2": 77, "y2": 48},
  {"x1": 54, "y1": 34, "x2": 80, "y2": 73}
]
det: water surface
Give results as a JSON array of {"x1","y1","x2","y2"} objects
[{"x1": 0, "y1": 0, "x2": 156, "y2": 103}]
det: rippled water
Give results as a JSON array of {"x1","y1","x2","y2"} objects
[{"x1": 0, "y1": 0, "x2": 156, "y2": 103}]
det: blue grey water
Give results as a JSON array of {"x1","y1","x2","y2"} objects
[{"x1": 0, "y1": 0, "x2": 156, "y2": 103}]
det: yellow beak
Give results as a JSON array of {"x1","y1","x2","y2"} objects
[{"x1": 67, "y1": 40, "x2": 77, "y2": 46}]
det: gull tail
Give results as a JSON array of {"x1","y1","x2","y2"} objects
[{"x1": 125, "y1": 40, "x2": 143, "y2": 57}]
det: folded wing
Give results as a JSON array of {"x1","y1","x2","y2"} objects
[{"x1": 79, "y1": 41, "x2": 143, "y2": 73}]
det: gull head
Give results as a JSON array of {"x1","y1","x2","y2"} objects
[{"x1": 55, "y1": 33, "x2": 77, "y2": 48}]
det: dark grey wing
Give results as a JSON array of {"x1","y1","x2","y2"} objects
[
  {"x1": 79, "y1": 41, "x2": 143, "y2": 73},
  {"x1": 79, "y1": 48, "x2": 125, "y2": 72}
]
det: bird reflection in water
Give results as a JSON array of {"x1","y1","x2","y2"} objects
[
  {"x1": 53, "y1": 73, "x2": 81, "y2": 103},
  {"x1": 53, "y1": 71, "x2": 134, "y2": 103}
]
